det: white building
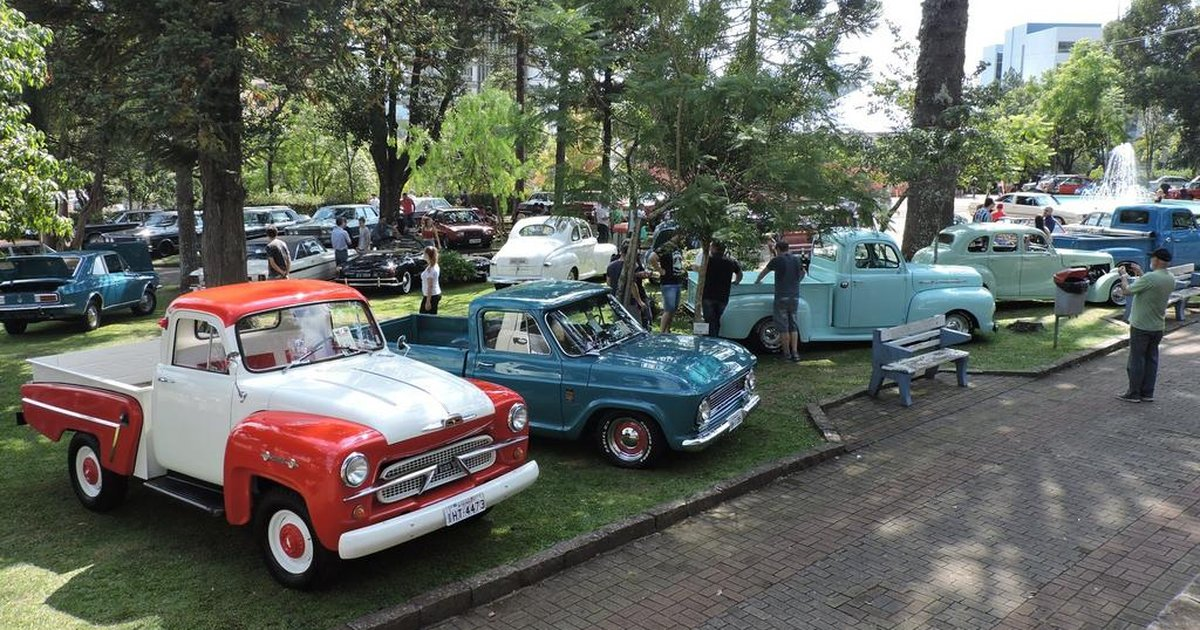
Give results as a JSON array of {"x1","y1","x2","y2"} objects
[{"x1": 978, "y1": 22, "x2": 1103, "y2": 86}]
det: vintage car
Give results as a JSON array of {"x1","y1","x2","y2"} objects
[
  {"x1": 0, "y1": 245, "x2": 159, "y2": 334},
  {"x1": 911, "y1": 224, "x2": 1122, "y2": 303},
  {"x1": 489, "y1": 216, "x2": 617, "y2": 286},
  {"x1": 245, "y1": 205, "x2": 310, "y2": 230},
  {"x1": 690, "y1": 230, "x2": 996, "y2": 352},
  {"x1": 425, "y1": 208, "x2": 496, "y2": 248},
  {"x1": 103, "y1": 210, "x2": 204, "y2": 258},
  {"x1": 287, "y1": 204, "x2": 380, "y2": 246},
  {"x1": 16, "y1": 280, "x2": 538, "y2": 589},
  {"x1": 515, "y1": 192, "x2": 554, "y2": 217},
  {"x1": 189, "y1": 236, "x2": 356, "y2": 287},
  {"x1": 380, "y1": 281, "x2": 758, "y2": 468},
  {"x1": 0, "y1": 240, "x2": 54, "y2": 258},
  {"x1": 338, "y1": 248, "x2": 427, "y2": 294}
]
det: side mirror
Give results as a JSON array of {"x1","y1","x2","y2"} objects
[{"x1": 396, "y1": 334, "x2": 410, "y2": 357}]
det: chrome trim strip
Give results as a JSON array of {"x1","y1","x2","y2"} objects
[
  {"x1": 452, "y1": 436, "x2": 528, "y2": 472},
  {"x1": 343, "y1": 463, "x2": 439, "y2": 503},
  {"x1": 21, "y1": 397, "x2": 121, "y2": 430},
  {"x1": 0, "y1": 304, "x2": 70, "y2": 311},
  {"x1": 680, "y1": 394, "x2": 760, "y2": 451}
]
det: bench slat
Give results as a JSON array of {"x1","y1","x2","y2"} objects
[
  {"x1": 903, "y1": 339, "x2": 945, "y2": 354},
  {"x1": 878, "y1": 315, "x2": 945, "y2": 342},
  {"x1": 890, "y1": 329, "x2": 941, "y2": 348},
  {"x1": 1168, "y1": 263, "x2": 1195, "y2": 277},
  {"x1": 881, "y1": 348, "x2": 969, "y2": 375}
]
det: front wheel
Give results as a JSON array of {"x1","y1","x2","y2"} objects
[
  {"x1": 1109, "y1": 282, "x2": 1127, "y2": 307},
  {"x1": 255, "y1": 488, "x2": 338, "y2": 590},
  {"x1": 4, "y1": 321, "x2": 28, "y2": 335},
  {"x1": 68, "y1": 433, "x2": 128, "y2": 512},
  {"x1": 156, "y1": 240, "x2": 176, "y2": 258},
  {"x1": 395, "y1": 270, "x2": 413, "y2": 295},
  {"x1": 944, "y1": 311, "x2": 975, "y2": 334},
  {"x1": 597, "y1": 411, "x2": 665, "y2": 469},
  {"x1": 749, "y1": 317, "x2": 782, "y2": 353},
  {"x1": 80, "y1": 299, "x2": 102, "y2": 332},
  {"x1": 131, "y1": 288, "x2": 157, "y2": 315}
]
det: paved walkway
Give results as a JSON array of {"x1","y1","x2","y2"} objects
[{"x1": 432, "y1": 327, "x2": 1200, "y2": 630}]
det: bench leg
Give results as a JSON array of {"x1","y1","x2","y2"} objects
[
  {"x1": 894, "y1": 373, "x2": 913, "y2": 407},
  {"x1": 1175, "y1": 300, "x2": 1187, "y2": 322},
  {"x1": 868, "y1": 367, "x2": 884, "y2": 397},
  {"x1": 955, "y1": 358, "x2": 969, "y2": 387}
]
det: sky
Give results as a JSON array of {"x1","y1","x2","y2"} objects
[{"x1": 835, "y1": 0, "x2": 1128, "y2": 132}]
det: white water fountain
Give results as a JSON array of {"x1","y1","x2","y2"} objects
[{"x1": 1080, "y1": 142, "x2": 1153, "y2": 205}]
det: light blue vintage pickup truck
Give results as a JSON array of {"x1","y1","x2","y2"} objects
[
  {"x1": 689, "y1": 230, "x2": 997, "y2": 352},
  {"x1": 378, "y1": 281, "x2": 759, "y2": 468}
]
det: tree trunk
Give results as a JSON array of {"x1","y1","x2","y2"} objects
[
  {"x1": 197, "y1": 6, "x2": 247, "y2": 287},
  {"x1": 72, "y1": 170, "x2": 106, "y2": 250},
  {"x1": 266, "y1": 154, "x2": 275, "y2": 194},
  {"x1": 175, "y1": 160, "x2": 199, "y2": 291},
  {"x1": 900, "y1": 0, "x2": 968, "y2": 259},
  {"x1": 600, "y1": 67, "x2": 613, "y2": 204},
  {"x1": 553, "y1": 75, "x2": 569, "y2": 211},
  {"x1": 514, "y1": 32, "x2": 527, "y2": 221},
  {"x1": 344, "y1": 136, "x2": 357, "y2": 202}
]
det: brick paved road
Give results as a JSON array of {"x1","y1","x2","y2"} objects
[{"x1": 432, "y1": 328, "x2": 1200, "y2": 630}]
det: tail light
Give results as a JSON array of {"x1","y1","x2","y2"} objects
[{"x1": 35, "y1": 294, "x2": 59, "y2": 304}]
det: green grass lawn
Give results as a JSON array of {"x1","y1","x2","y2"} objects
[{"x1": 0, "y1": 284, "x2": 1128, "y2": 629}]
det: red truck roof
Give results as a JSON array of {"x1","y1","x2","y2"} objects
[{"x1": 170, "y1": 280, "x2": 368, "y2": 326}]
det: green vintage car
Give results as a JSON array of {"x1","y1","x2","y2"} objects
[{"x1": 911, "y1": 223, "x2": 1122, "y2": 303}]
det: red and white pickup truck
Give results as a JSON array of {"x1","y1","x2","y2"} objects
[{"x1": 17, "y1": 280, "x2": 539, "y2": 589}]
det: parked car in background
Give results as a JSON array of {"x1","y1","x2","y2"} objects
[
  {"x1": 107, "y1": 210, "x2": 157, "y2": 226},
  {"x1": 993, "y1": 192, "x2": 1075, "y2": 221},
  {"x1": 0, "y1": 240, "x2": 54, "y2": 258},
  {"x1": 424, "y1": 208, "x2": 496, "y2": 249},
  {"x1": 102, "y1": 211, "x2": 203, "y2": 258},
  {"x1": 287, "y1": 204, "x2": 379, "y2": 246},
  {"x1": 1051, "y1": 176, "x2": 1091, "y2": 195},
  {"x1": 1166, "y1": 177, "x2": 1200, "y2": 200},
  {"x1": 1149, "y1": 175, "x2": 1190, "y2": 192},
  {"x1": 380, "y1": 281, "x2": 759, "y2": 468},
  {"x1": 242, "y1": 208, "x2": 274, "y2": 240},
  {"x1": 245, "y1": 205, "x2": 310, "y2": 229},
  {"x1": 1054, "y1": 204, "x2": 1200, "y2": 294},
  {"x1": 515, "y1": 192, "x2": 554, "y2": 217},
  {"x1": 689, "y1": 229, "x2": 996, "y2": 353},
  {"x1": 0, "y1": 243, "x2": 158, "y2": 333},
  {"x1": 911, "y1": 223, "x2": 1121, "y2": 303},
  {"x1": 337, "y1": 248, "x2": 426, "y2": 294},
  {"x1": 190, "y1": 236, "x2": 354, "y2": 287},
  {"x1": 411, "y1": 196, "x2": 454, "y2": 220},
  {"x1": 489, "y1": 216, "x2": 617, "y2": 286}
]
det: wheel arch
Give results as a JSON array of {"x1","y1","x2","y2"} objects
[{"x1": 19, "y1": 382, "x2": 145, "y2": 476}]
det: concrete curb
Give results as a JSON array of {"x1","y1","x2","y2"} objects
[{"x1": 340, "y1": 441, "x2": 846, "y2": 630}]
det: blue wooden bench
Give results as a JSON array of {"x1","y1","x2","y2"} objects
[
  {"x1": 1122, "y1": 263, "x2": 1200, "y2": 323},
  {"x1": 868, "y1": 315, "x2": 971, "y2": 407}
]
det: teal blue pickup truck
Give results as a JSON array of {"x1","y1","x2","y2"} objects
[{"x1": 379, "y1": 281, "x2": 759, "y2": 468}]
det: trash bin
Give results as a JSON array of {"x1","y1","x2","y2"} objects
[{"x1": 1053, "y1": 268, "x2": 1089, "y2": 316}]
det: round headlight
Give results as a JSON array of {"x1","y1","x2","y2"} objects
[
  {"x1": 508, "y1": 403, "x2": 529, "y2": 432},
  {"x1": 340, "y1": 452, "x2": 369, "y2": 488},
  {"x1": 697, "y1": 399, "x2": 711, "y2": 426},
  {"x1": 745, "y1": 370, "x2": 756, "y2": 391}
]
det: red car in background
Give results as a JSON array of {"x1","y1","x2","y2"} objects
[
  {"x1": 1050, "y1": 175, "x2": 1091, "y2": 195},
  {"x1": 1167, "y1": 177, "x2": 1200, "y2": 200},
  {"x1": 425, "y1": 208, "x2": 495, "y2": 248}
]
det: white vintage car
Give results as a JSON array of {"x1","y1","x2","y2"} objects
[
  {"x1": 191, "y1": 236, "x2": 355, "y2": 286},
  {"x1": 489, "y1": 216, "x2": 617, "y2": 285}
]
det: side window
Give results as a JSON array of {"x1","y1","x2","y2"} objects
[
  {"x1": 1118, "y1": 210, "x2": 1150, "y2": 225},
  {"x1": 853, "y1": 242, "x2": 901, "y2": 269},
  {"x1": 172, "y1": 318, "x2": 229, "y2": 373},
  {"x1": 91, "y1": 257, "x2": 107, "y2": 276},
  {"x1": 103, "y1": 253, "x2": 125, "y2": 273},
  {"x1": 481, "y1": 311, "x2": 550, "y2": 355},
  {"x1": 571, "y1": 226, "x2": 581, "y2": 242},
  {"x1": 1025, "y1": 233, "x2": 1049, "y2": 252},
  {"x1": 1172, "y1": 212, "x2": 1195, "y2": 230},
  {"x1": 967, "y1": 236, "x2": 989, "y2": 253},
  {"x1": 272, "y1": 211, "x2": 290, "y2": 223},
  {"x1": 992, "y1": 233, "x2": 1018, "y2": 253},
  {"x1": 579, "y1": 223, "x2": 592, "y2": 240}
]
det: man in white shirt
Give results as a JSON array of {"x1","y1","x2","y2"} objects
[
  {"x1": 331, "y1": 217, "x2": 352, "y2": 267},
  {"x1": 594, "y1": 203, "x2": 611, "y2": 243}
]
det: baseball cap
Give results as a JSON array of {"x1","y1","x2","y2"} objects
[{"x1": 1151, "y1": 248, "x2": 1172, "y2": 263}]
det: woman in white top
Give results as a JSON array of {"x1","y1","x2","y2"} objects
[{"x1": 420, "y1": 246, "x2": 442, "y2": 314}]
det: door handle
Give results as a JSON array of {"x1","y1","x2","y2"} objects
[
  {"x1": 477, "y1": 361, "x2": 495, "y2": 368},
  {"x1": 839, "y1": 281, "x2": 849, "y2": 288},
  {"x1": 157, "y1": 376, "x2": 174, "y2": 383}
]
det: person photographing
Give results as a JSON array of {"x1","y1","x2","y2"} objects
[{"x1": 1116, "y1": 248, "x2": 1176, "y2": 403}]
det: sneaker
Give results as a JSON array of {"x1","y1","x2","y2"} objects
[
  {"x1": 781, "y1": 353, "x2": 794, "y2": 361},
  {"x1": 1115, "y1": 393, "x2": 1141, "y2": 403},
  {"x1": 1141, "y1": 396, "x2": 1154, "y2": 403},
  {"x1": 790, "y1": 355, "x2": 802, "y2": 363}
]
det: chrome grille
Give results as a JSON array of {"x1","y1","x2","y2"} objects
[
  {"x1": 700, "y1": 375, "x2": 749, "y2": 433},
  {"x1": 376, "y1": 435, "x2": 495, "y2": 503}
]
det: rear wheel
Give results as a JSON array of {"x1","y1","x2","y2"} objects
[
  {"x1": 944, "y1": 311, "x2": 975, "y2": 334},
  {"x1": 4, "y1": 321, "x2": 28, "y2": 335},
  {"x1": 156, "y1": 240, "x2": 176, "y2": 258},
  {"x1": 255, "y1": 488, "x2": 338, "y2": 590},
  {"x1": 749, "y1": 317, "x2": 782, "y2": 353},
  {"x1": 80, "y1": 299, "x2": 102, "y2": 331},
  {"x1": 68, "y1": 433, "x2": 127, "y2": 512},
  {"x1": 597, "y1": 411, "x2": 665, "y2": 469},
  {"x1": 131, "y1": 288, "x2": 157, "y2": 315}
]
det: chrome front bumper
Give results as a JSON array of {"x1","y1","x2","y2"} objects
[
  {"x1": 340, "y1": 277, "x2": 405, "y2": 288},
  {"x1": 337, "y1": 460, "x2": 540, "y2": 560},
  {"x1": 680, "y1": 393, "x2": 761, "y2": 452}
]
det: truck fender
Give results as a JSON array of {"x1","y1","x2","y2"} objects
[
  {"x1": 571, "y1": 397, "x2": 670, "y2": 442},
  {"x1": 19, "y1": 383, "x2": 144, "y2": 476},
  {"x1": 976, "y1": 268, "x2": 998, "y2": 295},
  {"x1": 1088, "y1": 271, "x2": 1121, "y2": 303},
  {"x1": 720, "y1": 294, "x2": 813, "y2": 343},
  {"x1": 1101, "y1": 247, "x2": 1149, "y2": 272},
  {"x1": 224, "y1": 411, "x2": 383, "y2": 550}
]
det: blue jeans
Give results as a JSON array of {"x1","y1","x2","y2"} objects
[
  {"x1": 660, "y1": 284, "x2": 681, "y2": 313},
  {"x1": 1127, "y1": 327, "x2": 1163, "y2": 398}
]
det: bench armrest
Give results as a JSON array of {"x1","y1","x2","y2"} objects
[{"x1": 939, "y1": 328, "x2": 972, "y2": 347}]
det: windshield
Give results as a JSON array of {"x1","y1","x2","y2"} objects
[
  {"x1": 236, "y1": 300, "x2": 384, "y2": 372},
  {"x1": 313, "y1": 207, "x2": 360, "y2": 222},
  {"x1": 547, "y1": 294, "x2": 643, "y2": 355},
  {"x1": 244, "y1": 213, "x2": 270, "y2": 226},
  {"x1": 0, "y1": 256, "x2": 80, "y2": 280},
  {"x1": 438, "y1": 210, "x2": 479, "y2": 224},
  {"x1": 144, "y1": 214, "x2": 178, "y2": 228},
  {"x1": 518, "y1": 223, "x2": 557, "y2": 237}
]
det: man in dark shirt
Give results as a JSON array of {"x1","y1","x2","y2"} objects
[
  {"x1": 699, "y1": 242, "x2": 742, "y2": 338},
  {"x1": 265, "y1": 225, "x2": 290, "y2": 279},
  {"x1": 755, "y1": 239, "x2": 804, "y2": 362},
  {"x1": 607, "y1": 252, "x2": 651, "y2": 327}
]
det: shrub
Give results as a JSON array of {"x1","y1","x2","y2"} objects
[{"x1": 438, "y1": 250, "x2": 480, "y2": 284}]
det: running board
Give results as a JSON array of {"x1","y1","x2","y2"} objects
[{"x1": 143, "y1": 475, "x2": 225, "y2": 517}]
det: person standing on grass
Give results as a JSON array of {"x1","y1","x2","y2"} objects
[
  {"x1": 697, "y1": 241, "x2": 742, "y2": 338},
  {"x1": 648, "y1": 235, "x2": 685, "y2": 333},
  {"x1": 1116, "y1": 248, "x2": 1176, "y2": 403},
  {"x1": 420, "y1": 246, "x2": 442, "y2": 315},
  {"x1": 356, "y1": 217, "x2": 371, "y2": 253},
  {"x1": 401, "y1": 192, "x2": 416, "y2": 233},
  {"x1": 331, "y1": 217, "x2": 352, "y2": 268},
  {"x1": 755, "y1": 239, "x2": 804, "y2": 362},
  {"x1": 265, "y1": 225, "x2": 290, "y2": 279}
]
